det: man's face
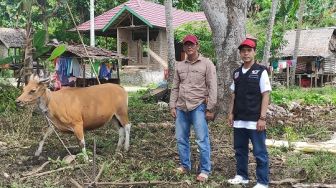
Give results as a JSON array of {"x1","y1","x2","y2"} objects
[
  {"x1": 239, "y1": 46, "x2": 256, "y2": 63},
  {"x1": 183, "y1": 41, "x2": 199, "y2": 56}
]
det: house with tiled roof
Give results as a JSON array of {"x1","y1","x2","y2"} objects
[{"x1": 74, "y1": 0, "x2": 206, "y2": 68}]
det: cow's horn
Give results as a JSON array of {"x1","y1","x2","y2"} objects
[
  {"x1": 39, "y1": 77, "x2": 50, "y2": 83},
  {"x1": 29, "y1": 74, "x2": 36, "y2": 81}
]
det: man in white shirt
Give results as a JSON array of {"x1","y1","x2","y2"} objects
[{"x1": 227, "y1": 38, "x2": 271, "y2": 188}]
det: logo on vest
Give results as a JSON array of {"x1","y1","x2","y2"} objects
[
  {"x1": 251, "y1": 70, "x2": 260, "y2": 74},
  {"x1": 234, "y1": 72, "x2": 239, "y2": 79},
  {"x1": 249, "y1": 70, "x2": 260, "y2": 79}
]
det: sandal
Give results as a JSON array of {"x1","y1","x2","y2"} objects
[
  {"x1": 175, "y1": 166, "x2": 188, "y2": 174},
  {"x1": 228, "y1": 175, "x2": 249, "y2": 185},
  {"x1": 196, "y1": 173, "x2": 208, "y2": 182},
  {"x1": 253, "y1": 183, "x2": 268, "y2": 188}
]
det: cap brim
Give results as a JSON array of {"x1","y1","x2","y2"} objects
[
  {"x1": 183, "y1": 40, "x2": 197, "y2": 44},
  {"x1": 238, "y1": 44, "x2": 255, "y2": 49}
]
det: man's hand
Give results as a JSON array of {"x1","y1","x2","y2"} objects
[
  {"x1": 228, "y1": 113, "x2": 234, "y2": 127},
  {"x1": 257, "y1": 119, "x2": 266, "y2": 131},
  {"x1": 205, "y1": 110, "x2": 215, "y2": 121},
  {"x1": 170, "y1": 108, "x2": 177, "y2": 118}
]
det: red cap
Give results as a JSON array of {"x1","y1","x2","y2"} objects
[
  {"x1": 183, "y1": 34, "x2": 198, "y2": 44},
  {"x1": 238, "y1": 39, "x2": 256, "y2": 49}
]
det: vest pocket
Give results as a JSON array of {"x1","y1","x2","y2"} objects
[{"x1": 247, "y1": 79, "x2": 260, "y2": 93}]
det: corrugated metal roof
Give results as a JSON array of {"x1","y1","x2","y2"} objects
[
  {"x1": 74, "y1": 0, "x2": 206, "y2": 31},
  {"x1": 278, "y1": 27, "x2": 336, "y2": 57},
  {"x1": 0, "y1": 28, "x2": 25, "y2": 48},
  {"x1": 47, "y1": 43, "x2": 119, "y2": 60}
]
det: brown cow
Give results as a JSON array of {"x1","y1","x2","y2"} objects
[{"x1": 16, "y1": 74, "x2": 131, "y2": 159}]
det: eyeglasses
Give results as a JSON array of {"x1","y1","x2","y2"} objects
[{"x1": 183, "y1": 43, "x2": 196, "y2": 48}]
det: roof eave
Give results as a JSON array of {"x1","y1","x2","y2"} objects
[
  {"x1": 102, "y1": 5, "x2": 153, "y2": 32},
  {"x1": 0, "y1": 38, "x2": 10, "y2": 48}
]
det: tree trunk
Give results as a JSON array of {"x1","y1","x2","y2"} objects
[
  {"x1": 24, "y1": 18, "x2": 34, "y2": 84},
  {"x1": 290, "y1": 0, "x2": 305, "y2": 86},
  {"x1": 36, "y1": 0, "x2": 61, "y2": 44},
  {"x1": 42, "y1": 17, "x2": 49, "y2": 44},
  {"x1": 201, "y1": 0, "x2": 251, "y2": 115},
  {"x1": 261, "y1": 0, "x2": 279, "y2": 66},
  {"x1": 165, "y1": 0, "x2": 176, "y2": 85}
]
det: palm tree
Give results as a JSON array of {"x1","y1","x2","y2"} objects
[
  {"x1": 290, "y1": 0, "x2": 306, "y2": 86},
  {"x1": 262, "y1": 0, "x2": 279, "y2": 66}
]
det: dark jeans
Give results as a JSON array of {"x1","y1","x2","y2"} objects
[{"x1": 234, "y1": 128, "x2": 269, "y2": 185}]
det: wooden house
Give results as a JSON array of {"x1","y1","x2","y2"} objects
[
  {"x1": 0, "y1": 28, "x2": 25, "y2": 66},
  {"x1": 276, "y1": 27, "x2": 336, "y2": 87},
  {"x1": 73, "y1": 0, "x2": 206, "y2": 70}
]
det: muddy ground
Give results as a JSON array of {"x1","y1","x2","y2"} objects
[{"x1": 0, "y1": 103, "x2": 336, "y2": 188}]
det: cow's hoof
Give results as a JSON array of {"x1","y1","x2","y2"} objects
[
  {"x1": 114, "y1": 152, "x2": 123, "y2": 159},
  {"x1": 124, "y1": 147, "x2": 129, "y2": 153},
  {"x1": 84, "y1": 156, "x2": 89, "y2": 162},
  {"x1": 34, "y1": 150, "x2": 42, "y2": 157},
  {"x1": 115, "y1": 146, "x2": 122, "y2": 153}
]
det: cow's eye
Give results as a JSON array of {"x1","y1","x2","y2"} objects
[{"x1": 29, "y1": 89, "x2": 37, "y2": 94}]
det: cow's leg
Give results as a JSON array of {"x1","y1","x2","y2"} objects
[
  {"x1": 116, "y1": 126, "x2": 125, "y2": 152},
  {"x1": 124, "y1": 123, "x2": 131, "y2": 152},
  {"x1": 73, "y1": 124, "x2": 88, "y2": 161},
  {"x1": 35, "y1": 126, "x2": 53, "y2": 156},
  {"x1": 115, "y1": 111, "x2": 131, "y2": 152}
]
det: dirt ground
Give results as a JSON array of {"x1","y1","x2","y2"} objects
[{"x1": 0, "y1": 104, "x2": 336, "y2": 188}]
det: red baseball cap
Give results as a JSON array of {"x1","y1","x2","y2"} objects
[
  {"x1": 238, "y1": 39, "x2": 256, "y2": 50},
  {"x1": 183, "y1": 34, "x2": 198, "y2": 44}
]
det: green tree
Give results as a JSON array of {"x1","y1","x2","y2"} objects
[
  {"x1": 152, "y1": 0, "x2": 202, "y2": 11},
  {"x1": 175, "y1": 21, "x2": 215, "y2": 61}
]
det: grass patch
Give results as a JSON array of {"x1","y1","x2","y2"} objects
[
  {"x1": 128, "y1": 90, "x2": 172, "y2": 124},
  {"x1": 271, "y1": 86, "x2": 336, "y2": 105},
  {"x1": 286, "y1": 152, "x2": 336, "y2": 183},
  {"x1": 268, "y1": 123, "x2": 332, "y2": 142},
  {"x1": 0, "y1": 83, "x2": 20, "y2": 113}
]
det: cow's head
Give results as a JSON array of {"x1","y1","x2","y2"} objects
[{"x1": 16, "y1": 74, "x2": 50, "y2": 107}]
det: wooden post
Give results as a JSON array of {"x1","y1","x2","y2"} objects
[
  {"x1": 299, "y1": 74, "x2": 302, "y2": 88},
  {"x1": 117, "y1": 61, "x2": 120, "y2": 84},
  {"x1": 14, "y1": 48, "x2": 17, "y2": 64},
  {"x1": 159, "y1": 31, "x2": 163, "y2": 60},
  {"x1": 321, "y1": 74, "x2": 324, "y2": 86},
  {"x1": 286, "y1": 65, "x2": 289, "y2": 88},
  {"x1": 147, "y1": 26, "x2": 150, "y2": 70},
  {"x1": 310, "y1": 75, "x2": 313, "y2": 88},
  {"x1": 327, "y1": 74, "x2": 330, "y2": 82},
  {"x1": 117, "y1": 27, "x2": 121, "y2": 69},
  {"x1": 83, "y1": 59, "x2": 86, "y2": 87}
]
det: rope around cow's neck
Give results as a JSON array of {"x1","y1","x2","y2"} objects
[
  {"x1": 38, "y1": 89, "x2": 51, "y2": 114},
  {"x1": 44, "y1": 115, "x2": 92, "y2": 182}
]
